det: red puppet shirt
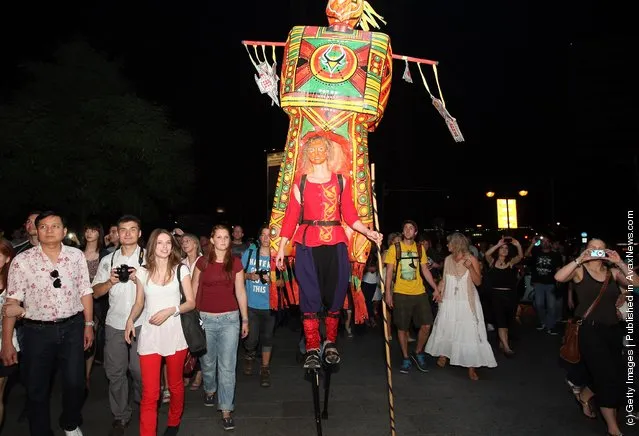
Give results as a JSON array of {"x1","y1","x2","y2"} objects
[{"x1": 280, "y1": 173, "x2": 359, "y2": 247}]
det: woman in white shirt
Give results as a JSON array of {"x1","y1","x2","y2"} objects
[
  {"x1": 179, "y1": 233, "x2": 203, "y2": 390},
  {"x1": 0, "y1": 238, "x2": 20, "y2": 428},
  {"x1": 125, "y1": 230, "x2": 195, "y2": 436}
]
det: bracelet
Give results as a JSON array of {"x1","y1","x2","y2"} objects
[
  {"x1": 85, "y1": 321, "x2": 95, "y2": 327},
  {"x1": 574, "y1": 259, "x2": 582, "y2": 267}
]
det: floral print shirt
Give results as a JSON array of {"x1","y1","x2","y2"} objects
[{"x1": 7, "y1": 244, "x2": 92, "y2": 321}]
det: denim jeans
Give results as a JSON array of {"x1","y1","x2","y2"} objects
[
  {"x1": 199, "y1": 311, "x2": 240, "y2": 411},
  {"x1": 533, "y1": 283, "x2": 558, "y2": 329},
  {"x1": 22, "y1": 313, "x2": 85, "y2": 435}
]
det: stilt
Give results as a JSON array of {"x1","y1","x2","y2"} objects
[
  {"x1": 307, "y1": 368, "x2": 323, "y2": 436},
  {"x1": 321, "y1": 364, "x2": 332, "y2": 419}
]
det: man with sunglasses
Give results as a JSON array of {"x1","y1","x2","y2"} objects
[{"x1": 1, "y1": 211, "x2": 94, "y2": 436}]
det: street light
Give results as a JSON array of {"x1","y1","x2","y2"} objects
[{"x1": 486, "y1": 189, "x2": 528, "y2": 229}]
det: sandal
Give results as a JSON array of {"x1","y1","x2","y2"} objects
[
  {"x1": 303, "y1": 349, "x2": 322, "y2": 369},
  {"x1": 576, "y1": 393, "x2": 597, "y2": 419},
  {"x1": 323, "y1": 342, "x2": 341, "y2": 365},
  {"x1": 190, "y1": 375, "x2": 202, "y2": 391}
]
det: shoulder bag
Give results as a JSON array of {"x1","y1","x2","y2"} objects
[
  {"x1": 177, "y1": 266, "x2": 207, "y2": 354},
  {"x1": 559, "y1": 270, "x2": 610, "y2": 364}
]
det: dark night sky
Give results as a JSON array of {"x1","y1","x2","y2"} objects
[{"x1": 2, "y1": 0, "x2": 636, "y2": 241}]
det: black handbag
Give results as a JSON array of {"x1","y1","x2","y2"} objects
[{"x1": 177, "y1": 266, "x2": 207, "y2": 354}]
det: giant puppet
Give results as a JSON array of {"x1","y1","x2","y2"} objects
[{"x1": 243, "y1": 0, "x2": 463, "y2": 362}]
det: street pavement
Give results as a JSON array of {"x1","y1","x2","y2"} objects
[{"x1": 2, "y1": 317, "x2": 635, "y2": 436}]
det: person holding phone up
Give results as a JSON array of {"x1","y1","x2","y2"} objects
[{"x1": 483, "y1": 237, "x2": 523, "y2": 356}]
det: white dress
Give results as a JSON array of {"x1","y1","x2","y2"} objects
[
  {"x1": 425, "y1": 257, "x2": 497, "y2": 368},
  {"x1": 136, "y1": 265, "x2": 189, "y2": 357}
]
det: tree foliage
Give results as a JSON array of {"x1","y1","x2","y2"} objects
[{"x1": 0, "y1": 40, "x2": 195, "y2": 225}]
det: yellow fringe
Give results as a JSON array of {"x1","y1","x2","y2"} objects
[{"x1": 359, "y1": 1, "x2": 386, "y2": 31}]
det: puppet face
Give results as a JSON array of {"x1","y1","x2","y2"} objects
[
  {"x1": 306, "y1": 140, "x2": 329, "y2": 165},
  {"x1": 326, "y1": 0, "x2": 363, "y2": 28}
]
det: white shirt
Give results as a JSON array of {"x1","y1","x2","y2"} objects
[
  {"x1": 136, "y1": 265, "x2": 189, "y2": 356},
  {"x1": 362, "y1": 271, "x2": 379, "y2": 284},
  {"x1": 0, "y1": 290, "x2": 20, "y2": 352},
  {"x1": 181, "y1": 255, "x2": 202, "y2": 272},
  {"x1": 92, "y1": 246, "x2": 146, "y2": 330}
]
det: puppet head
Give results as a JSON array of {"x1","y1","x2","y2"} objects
[{"x1": 326, "y1": 0, "x2": 386, "y2": 31}]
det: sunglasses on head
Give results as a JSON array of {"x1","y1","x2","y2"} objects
[{"x1": 50, "y1": 270, "x2": 61, "y2": 288}]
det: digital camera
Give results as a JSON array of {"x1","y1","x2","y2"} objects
[
  {"x1": 115, "y1": 264, "x2": 131, "y2": 283},
  {"x1": 256, "y1": 270, "x2": 269, "y2": 284},
  {"x1": 590, "y1": 249, "x2": 606, "y2": 258}
]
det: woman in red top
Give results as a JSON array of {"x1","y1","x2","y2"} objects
[
  {"x1": 191, "y1": 225, "x2": 249, "y2": 431},
  {"x1": 276, "y1": 134, "x2": 382, "y2": 369}
]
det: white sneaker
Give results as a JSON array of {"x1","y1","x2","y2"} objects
[{"x1": 65, "y1": 427, "x2": 84, "y2": 436}]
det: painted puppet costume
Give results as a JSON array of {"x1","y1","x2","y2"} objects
[{"x1": 276, "y1": 135, "x2": 381, "y2": 369}]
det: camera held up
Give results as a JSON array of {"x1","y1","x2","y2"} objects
[{"x1": 115, "y1": 264, "x2": 131, "y2": 283}]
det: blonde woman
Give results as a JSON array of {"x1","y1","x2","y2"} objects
[
  {"x1": 180, "y1": 233, "x2": 203, "y2": 390},
  {"x1": 426, "y1": 232, "x2": 496, "y2": 380}
]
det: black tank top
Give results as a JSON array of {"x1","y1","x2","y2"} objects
[
  {"x1": 574, "y1": 268, "x2": 620, "y2": 326},
  {"x1": 486, "y1": 265, "x2": 518, "y2": 290}
]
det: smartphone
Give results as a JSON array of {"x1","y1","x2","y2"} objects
[
  {"x1": 503, "y1": 237, "x2": 512, "y2": 243},
  {"x1": 534, "y1": 239, "x2": 541, "y2": 247},
  {"x1": 590, "y1": 249, "x2": 606, "y2": 258}
]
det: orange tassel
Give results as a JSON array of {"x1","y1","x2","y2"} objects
[
  {"x1": 352, "y1": 288, "x2": 368, "y2": 324},
  {"x1": 350, "y1": 262, "x2": 368, "y2": 324},
  {"x1": 269, "y1": 257, "x2": 281, "y2": 310}
]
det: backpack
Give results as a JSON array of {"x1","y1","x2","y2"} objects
[
  {"x1": 393, "y1": 241, "x2": 423, "y2": 283},
  {"x1": 298, "y1": 173, "x2": 345, "y2": 225}
]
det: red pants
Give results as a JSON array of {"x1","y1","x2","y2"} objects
[{"x1": 139, "y1": 349, "x2": 188, "y2": 436}]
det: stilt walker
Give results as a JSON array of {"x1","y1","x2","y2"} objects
[{"x1": 242, "y1": 1, "x2": 463, "y2": 434}]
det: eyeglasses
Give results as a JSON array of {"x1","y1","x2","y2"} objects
[{"x1": 50, "y1": 270, "x2": 62, "y2": 288}]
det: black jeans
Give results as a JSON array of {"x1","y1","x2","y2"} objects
[
  {"x1": 244, "y1": 308, "x2": 276, "y2": 357},
  {"x1": 22, "y1": 313, "x2": 85, "y2": 435}
]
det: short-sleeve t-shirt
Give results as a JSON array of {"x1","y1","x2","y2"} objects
[
  {"x1": 384, "y1": 241, "x2": 428, "y2": 296},
  {"x1": 529, "y1": 249, "x2": 563, "y2": 284},
  {"x1": 241, "y1": 246, "x2": 270, "y2": 310},
  {"x1": 196, "y1": 256, "x2": 243, "y2": 313}
]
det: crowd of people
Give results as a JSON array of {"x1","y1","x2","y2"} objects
[{"x1": 0, "y1": 205, "x2": 635, "y2": 436}]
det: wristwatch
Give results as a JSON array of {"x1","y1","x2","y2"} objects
[
  {"x1": 85, "y1": 321, "x2": 95, "y2": 327},
  {"x1": 173, "y1": 306, "x2": 181, "y2": 317}
]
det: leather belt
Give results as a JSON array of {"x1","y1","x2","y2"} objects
[
  {"x1": 23, "y1": 312, "x2": 82, "y2": 326},
  {"x1": 301, "y1": 220, "x2": 341, "y2": 226}
]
